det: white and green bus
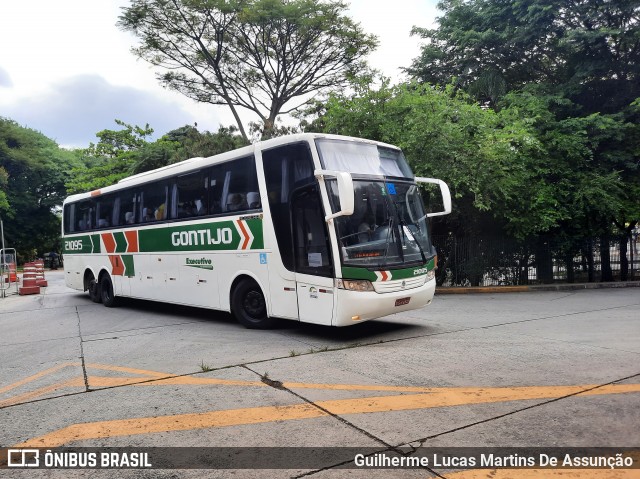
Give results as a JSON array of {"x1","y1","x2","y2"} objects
[{"x1": 62, "y1": 133, "x2": 451, "y2": 328}]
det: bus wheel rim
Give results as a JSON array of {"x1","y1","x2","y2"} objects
[{"x1": 243, "y1": 290, "x2": 265, "y2": 318}]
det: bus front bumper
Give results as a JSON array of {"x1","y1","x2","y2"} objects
[{"x1": 333, "y1": 277, "x2": 436, "y2": 327}]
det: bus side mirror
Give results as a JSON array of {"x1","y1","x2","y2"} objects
[
  {"x1": 336, "y1": 172, "x2": 354, "y2": 217},
  {"x1": 314, "y1": 170, "x2": 354, "y2": 221},
  {"x1": 415, "y1": 177, "x2": 452, "y2": 217}
]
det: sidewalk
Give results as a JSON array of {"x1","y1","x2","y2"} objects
[{"x1": 437, "y1": 280, "x2": 640, "y2": 294}]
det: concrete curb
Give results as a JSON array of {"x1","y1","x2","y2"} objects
[{"x1": 436, "y1": 281, "x2": 640, "y2": 294}]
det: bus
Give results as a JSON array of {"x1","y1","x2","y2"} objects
[{"x1": 62, "y1": 133, "x2": 451, "y2": 328}]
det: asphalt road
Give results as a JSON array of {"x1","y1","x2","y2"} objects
[{"x1": 1, "y1": 271, "x2": 639, "y2": 478}]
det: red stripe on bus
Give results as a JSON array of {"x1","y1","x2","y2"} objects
[
  {"x1": 102, "y1": 233, "x2": 116, "y2": 254},
  {"x1": 108, "y1": 256, "x2": 124, "y2": 276},
  {"x1": 236, "y1": 220, "x2": 250, "y2": 250},
  {"x1": 124, "y1": 230, "x2": 138, "y2": 253}
]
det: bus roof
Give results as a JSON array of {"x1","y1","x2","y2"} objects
[{"x1": 63, "y1": 133, "x2": 400, "y2": 204}]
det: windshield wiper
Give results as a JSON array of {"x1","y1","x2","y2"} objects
[
  {"x1": 399, "y1": 219, "x2": 427, "y2": 264},
  {"x1": 379, "y1": 217, "x2": 394, "y2": 269}
]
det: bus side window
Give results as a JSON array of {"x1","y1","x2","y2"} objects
[
  {"x1": 97, "y1": 195, "x2": 115, "y2": 229},
  {"x1": 140, "y1": 182, "x2": 169, "y2": 223},
  {"x1": 75, "y1": 199, "x2": 95, "y2": 232},
  {"x1": 64, "y1": 203, "x2": 75, "y2": 234},
  {"x1": 118, "y1": 190, "x2": 137, "y2": 226},
  {"x1": 174, "y1": 170, "x2": 208, "y2": 219},
  {"x1": 220, "y1": 155, "x2": 259, "y2": 214}
]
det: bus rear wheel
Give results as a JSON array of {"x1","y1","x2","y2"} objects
[
  {"x1": 100, "y1": 274, "x2": 118, "y2": 307},
  {"x1": 88, "y1": 277, "x2": 101, "y2": 303},
  {"x1": 231, "y1": 279, "x2": 276, "y2": 329}
]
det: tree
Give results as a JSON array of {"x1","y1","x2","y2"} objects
[
  {"x1": 407, "y1": 0, "x2": 640, "y2": 281},
  {"x1": 129, "y1": 124, "x2": 249, "y2": 173},
  {"x1": 310, "y1": 79, "x2": 563, "y2": 240},
  {"x1": 118, "y1": 0, "x2": 377, "y2": 140},
  {"x1": 408, "y1": 0, "x2": 640, "y2": 113},
  {"x1": 66, "y1": 121, "x2": 250, "y2": 194},
  {"x1": 66, "y1": 120, "x2": 154, "y2": 194},
  {"x1": 85, "y1": 119, "x2": 154, "y2": 158},
  {"x1": 0, "y1": 118, "x2": 80, "y2": 259}
]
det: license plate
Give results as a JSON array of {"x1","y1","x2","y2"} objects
[{"x1": 395, "y1": 297, "x2": 410, "y2": 307}]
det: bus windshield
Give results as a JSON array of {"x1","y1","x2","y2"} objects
[
  {"x1": 316, "y1": 138, "x2": 413, "y2": 178},
  {"x1": 326, "y1": 179, "x2": 435, "y2": 269}
]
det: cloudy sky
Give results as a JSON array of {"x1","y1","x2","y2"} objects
[{"x1": 0, "y1": 1, "x2": 439, "y2": 148}]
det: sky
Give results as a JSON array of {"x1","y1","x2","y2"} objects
[{"x1": 0, "y1": 0, "x2": 439, "y2": 148}]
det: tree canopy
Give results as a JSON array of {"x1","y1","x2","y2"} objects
[
  {"x1": 118, "y1": 0, "x2": 377, "y2": 140},
  {"x1": 0, "y1": 118, "x2": 80, "y2": 258},
  {"x1": 408, "y1": 0, "x2": 640, "y2": 113},
  {"x1": 65, "y1": 120, "x2": 249, "y2": 195}
]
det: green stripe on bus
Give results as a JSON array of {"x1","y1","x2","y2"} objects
[
  {"x1": 121, "y1": 255, "x2": 135, "y2": 277},
  {"x1": 114, "y1": 232, "x2": 127, "y2": 253},
  {"x1": 247, "y1": 218, "x2": 264, "y2": 250},
  {"x1": 64, "y1": 218, "x2": 264, "y2": 255},
  {"x1": 341, "y1": 266, "x2": 377, "y2": 281},
  {"x1": 138, "y1": 219, "x2": 264, "y2": 253},
  {"x1": 341, "y1": 258, "x2": 435, "y2": 282},
  {"x1": 63, "y1": 235, "x2": 96, "y2": 255},
  {"x1": 91, "y1": 234, "x2": 101, "y2": 254}
]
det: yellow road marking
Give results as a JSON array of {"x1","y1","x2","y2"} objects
[
  {"x1": 308, "y1": 383, "x2": 640, "y2": 415},
  {"x1": 14, "y1": 383, "x2": 640, "y2": 447},
  {"x1": 17, "y1": 402, "x2": 325, "y2": 447},
  {"x1": 0, "y1": 364, "x2": 467, "y2": 406},
  {"x1": 0, "y1": 378, "x2": 84, "y2": 408},
  {"x1": 84, "y1": 363, "x2": 171, "y2": 378},
  {"x1": 0, "y1": 362, "x2": 77, "y2": 395},
  {"x1": 89, "y1": 375, "x2": 266, "y2": 388}
]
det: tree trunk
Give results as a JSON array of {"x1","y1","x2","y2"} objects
[
  {"x1": 584, "y1": 239, "x2": 595, "y2": 282},
  {"x1": 535, "y1": 237, "x2": 553, "y2": 284},
  {"x1": 620, "y1": 232, "x2": 629, "y2": 281},
  {"x1": 600, "y1": 233, "x2": 614, "y2": 282},
  {"x1": 565, "y1": 250, "x2": 575, "y2": 283}
]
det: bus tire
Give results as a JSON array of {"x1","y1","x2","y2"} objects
[
  {"x1": 100, "y1": 274, "x2": 118, "y2": 307},
  {"x1": 231, "y1": 279, "x2": 276, "y2": 329},
  {"x1": 88, "y1": 277, "x2": 102, "y2": 303}
]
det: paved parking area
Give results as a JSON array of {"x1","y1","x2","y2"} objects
[{"x1": 1, "y1": 271, "x2": 639, "y2": 478}]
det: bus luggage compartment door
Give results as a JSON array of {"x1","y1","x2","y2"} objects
[{"x1": 295, "y1": 275, "x2": 334, "y2": 326}]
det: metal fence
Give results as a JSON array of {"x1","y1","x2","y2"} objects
[{"x1": 431, "y1": 235, "x2": 640, "y2": 287}]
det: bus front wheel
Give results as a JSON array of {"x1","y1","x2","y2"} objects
[{"x1": 231, "y1": 279, "x2": 276, "y2": 329}]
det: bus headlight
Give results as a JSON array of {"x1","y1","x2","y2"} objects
[
  {"x1": 336, "y1": 279, "x2": 375, "y2": 292},
  {"x1": 427, "y1": 269, "x2": 436, "y2": 281}
]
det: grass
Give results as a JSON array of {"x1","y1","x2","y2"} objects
[{"x1": 199, "y1": 360, "x2": 213, "y2": 372}]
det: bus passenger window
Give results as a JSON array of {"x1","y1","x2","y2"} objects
[
  {"x1": 142, "y1": 208, "x2": 154, "y2": 222},
  {"x1": 227, "y1": 193, "x2": 247, "y2": 211},
  {"x1": 247, "y1": 192, "x2": 260, "y2": 209},
  {"x1": 75, "y1": 200, "x2": 95, "y2": 231},
  {"x1": 155, "y1": 203, "x2": 166, "y2": 220},
  {"x1": 174, "y1": 171, "x2": 208, "y2": 219},
  {"x1": 117, "y1": 190, "x2": 137, "y2": 226},
  {"x1": 141, "y1": 182, "x2": 169, "y2": 223}
]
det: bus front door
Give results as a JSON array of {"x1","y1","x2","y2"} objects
[{"x1": 291, "y1": 186, "x2": 334, "y2": 326}]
